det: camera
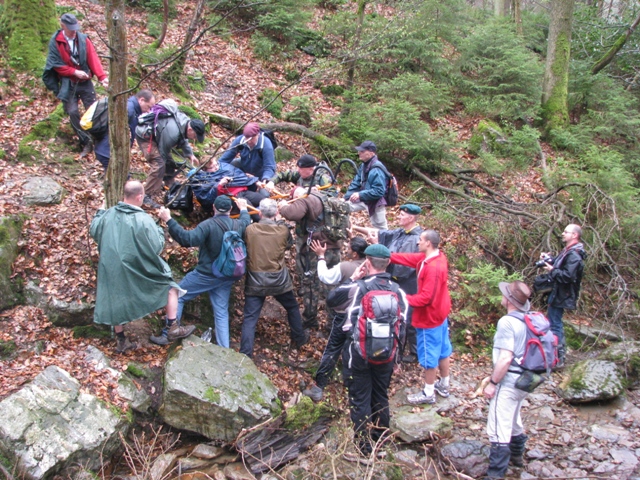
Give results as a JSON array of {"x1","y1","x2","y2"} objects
[{"x1": 535, "y1": 254, "x2": 553, "y2": 268}]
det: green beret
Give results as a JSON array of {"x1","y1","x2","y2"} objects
[
  {"x1": 364, "y1": 244, "x2": 391, "y2": 259},
  {"x1": 399, "y1": 204, "x2": 421, "y2": 215}
]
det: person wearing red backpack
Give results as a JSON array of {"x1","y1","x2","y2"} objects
[
  {"x1": 330, "y1": 244, "x2": 408, "y2": 456},
  {"x1": 483, "y1": 280, "x2": 533, "y2": 479},
  {"x1": 389, "y1": 229, "x2": 453, "y2": 405}
]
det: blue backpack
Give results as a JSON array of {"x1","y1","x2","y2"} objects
[{"x1": 211, "y1": 218, "x2": 247, "y2": 280}]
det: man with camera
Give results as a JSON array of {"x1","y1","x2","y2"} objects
[{"x1": 539, "y1": 224, "x2": 586, "y2": 367}]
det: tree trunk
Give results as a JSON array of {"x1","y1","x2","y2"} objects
[
  {"x1": 104, "y1": 0, "x2": 130, "y2": 207},
  {"x1": 345, "y1": 0, "x2": 367, "y2": 91},
  {"x1": 154, "y1": 0, "x2": 169, "y2": 48},
  {"x1": 165, "y1": 0, "x2": 206, "y2": 85},
  {"x1": 513, "y1": 0, "x2": 522, "y2": 35},
  {"x1": 591, "y1": 11, "x2": 640, "y2": 75},
  {"x1": 494, "y1": 0, "x2": 509, "y2": 16},
  {"x1": 541, "y1": 0, "x2": 575, "y2": 131}
]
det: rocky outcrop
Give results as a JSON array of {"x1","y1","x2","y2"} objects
[
  {"x1": 22, "y1": 176, "x2": 64, "y2": 206},
  {"x1": 0, "y1": 365, "x2": 130, "y2": 480},
  {"x1": 557, "y1": 359, "x2": 625, "y2": 403},
  {"x1": 0, "y1": 215, "x2": 23, "y2": 310},
  {"x1": 24, "y1": 281, "x2": 94, "y2": 327},
  {"x1": 599, "y1": 340, "x2": 640, "y2": 389},
  {"x1": 160, "y1": 336, "x2": 280, "y2": 442},
  {"x1": 441, "y1": 440, "x2": 490, "y2": 478}
]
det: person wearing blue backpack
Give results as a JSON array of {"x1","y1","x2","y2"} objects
[
  {"x1": 151, "y1": 195, "x2": 250, "y2": 348},
  {"x1": 483, "y1": 280, "x2": 533, "y2": 479}
]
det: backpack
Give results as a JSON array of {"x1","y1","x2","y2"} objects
[
  {"x1": 261, "y1": 129, "x2": 278, "y2": 150},
  {"x1": 352, "y1": 280, "x2": 402, "y2": 364},
  {"x1": 80, "y1": 97, "x2": 109, "y2": 140},
  {"x1": 135, "y1": 100, "x2": 178, "y2": 144},
  {"x1": 164, "y1": 182, "x2": 194, "y2": 213},
  {"x1": 510, "y1": 311, "x2": 558, "y2": 374},
  {"x1": 211, "y1": 218, "x2": 247, "y2": 280},
  {"x1": 309, "y1": 193, "x2": 351, "y2": 243},
  {"x1": 368, "y1": 161, "x2": 399, "y2": 207}
]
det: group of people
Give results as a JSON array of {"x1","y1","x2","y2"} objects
[{"x1": 48, "y1": 12, "x2": 588, "y2": 475}]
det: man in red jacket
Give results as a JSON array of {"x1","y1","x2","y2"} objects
[
  {"x1": 43, "y1": 13, "x2": 109, "y2": 158},
  {"x1": 389, "y1": 229, "x2": 453, "y2": 405}
]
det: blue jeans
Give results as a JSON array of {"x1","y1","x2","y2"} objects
[
  {"x1": 177, "y1": 269, "x2": 235, "y2": 348},
  {"x1": 547, "y1": 305, "x2": 565, "y2": 347},
  {"x1": 240, "y1": 291, "x2": 305, "y2": 357}
]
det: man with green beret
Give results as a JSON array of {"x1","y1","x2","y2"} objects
[
  {"x1": 353, "y1": 204, "x2": 424, "y2": 362},
  {"x1": 327, "y1": 243, "x2": 408, "y2": 455}
]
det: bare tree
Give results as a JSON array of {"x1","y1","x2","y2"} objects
[
  {"x1": 165, "y1": 0, "x2": 207, "y2": 86},
  {"x1": 104, "y1": 0, "x2": 130, "y2": 207},
  {"x1": 541, "y1": 0, "x2": 576, "y2": 131}
]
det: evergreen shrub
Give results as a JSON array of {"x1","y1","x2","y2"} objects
[
  {"x1": 456, "y1": 20, "x2": 543, "y2": 122},
  {"x1": 285, "y1": 96, "x2": 312, "y2": 126},
  {"x1": 251, "y1": 32, "x2": 278, "y2": 61},
  {"x1": 259, "y1": 88, "x2": 284, "y2": 119},
  {"x1": 376, "y1": 74, "x2": 453, "y2": 119}
]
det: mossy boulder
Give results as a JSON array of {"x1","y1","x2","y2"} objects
[
  {"x1": 0, "y1": 215, "x2": 24, "y2": 310},
  {"x1": 468, "y1": 119, "x2": 507, "y2": 155},
  {"x1": 160, "y1": 336, "x2": 280, "y2": 441},
  {"x1": 557, "y1": 359, "x2": 625, "y2": 403},
  {"x1": 599, "y1": 341, "x2": 640, "y2": 389}
]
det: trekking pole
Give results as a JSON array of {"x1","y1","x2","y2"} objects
[{"x1": 229, "y1": 196, "x2": 261, "y2": 214}]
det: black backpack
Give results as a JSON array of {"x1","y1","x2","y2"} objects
[
  {"x1": 261, "y1": 128, "x2": 278, "y2": 150},
  {"x1": 80, "y1": 97, "x2": 109, "y2": 140},
  {"x1": 367, "y1": 160, "x2": 399, "y2": 207}
]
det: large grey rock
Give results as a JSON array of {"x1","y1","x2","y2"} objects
[
  {"x1": 390, "y1": 405, "x2": 453, "y2": 442},
  {"x1": 600, "y1": 341, "x2": 640, "y2": 389},
  {"x1": 440, "y1": 440, "x2": 489, "y2": 478},
  {"x1": 557, "y1": 359, "x2": 625, "y2": 403},
  {"x1": 566, "y1": 320, "x2": 623, "y2": 342},
  {"x1": 22, "y1": 176, "x2": 64, "y2": 206},
  {"x1": 24, "y1": 281, "x2": 94, "y2": 326},
  {"x1": 160, "y1": 336, "x2": 280, "y2": 441},
  {"x1": 0, "y1": 215, "x2": 23, "y2": 310},
  {"x1": 0, "y1": 366, "x2": 130, "y2": 480}
]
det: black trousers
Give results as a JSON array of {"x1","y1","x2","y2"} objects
[
  {"x1": 62, "y1": 80, "x2": 96, "y2": 146},
  {"x1": 315, "y1": 313, "x2": 348, "y2": 388},
  {"x1": 240, "y1": 291, "x2": 306, "y2": 357},
  {"x1": 343, "y1": 342, "x2": 394, "y2": 445}
]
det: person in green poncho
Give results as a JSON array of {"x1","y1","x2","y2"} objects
[{"x1": 90, "y1": 181, "x2": 195, "y2": 353}]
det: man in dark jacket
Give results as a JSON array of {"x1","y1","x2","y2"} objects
[
  {"x1": 328, "y1": 244, "x2": 407, "y2": 455},
  {"x1": 218, "y1": 122, "x2": 276, "y2": 185},
  {"x1": 541, "y1": 224, "x2": 586, "y2": 366},
  {"x1": 42, "y1": 13, "x2": 108, "y2": 158},
  {"x1": 239, "y1": 198, "x2": 309, "y2": 357},
  {"x1": 90, "y1": 181, "x2": 193, "y2": 353},
  {"x1": 153, "y1": 195, "x2": 250, "y2": 348},
  {"x1": 354, "y1": 204, "x2": 423, "y2": 362},
  {"x1": 345, "y1": 141, "x2": 389, "y2": 229},
  {"x1": 266, "y1": 154, "x2": 336, "y2": 197},
  {"x1": 135, "y1": 99, "x2": 205, "y2": 207},
  {"x1": 94, "y1": 89, "x2": 156, "y2": 170},
  {"x1": 279, "y1": 187, "x2": 344, "y2": 329}
]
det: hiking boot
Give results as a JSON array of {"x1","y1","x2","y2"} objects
[
  {"x1": 167, "y1": 323, "x2": 196, "y2": 341},
  {"x1": 295, "y1": 330, "x2": 310, "y2": 349},
  {"x1": 302, "y1": 385, "x2": 324, "y2": 402},
  {"x1": 407, "y1": 390, "x2": 436, "y2": 405},
  {"x1": 79, "y1": 141, "x2": 93, "y2": 159},
  {"x1": 402, "y1": 353, "x2": 418, "y2": 363},
  {"x1": 434, "y1": 379, "x2": 450, "y2": 398},
  {"x1": 149, "y1": 332, "x2": 169, "y2": 346},
  {"x1": 143, "y1": 195, "x2": 161, "y2": 209},
  {"x1": 116, "y1": 337, "x2": 138, "y2": 354}
]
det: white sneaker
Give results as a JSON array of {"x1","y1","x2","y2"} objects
[
  {"x1": 434, "y1": 379, "x2": 450, "y2": 398},
  {"x1": 407, "y1": 390, "x2": 436, "y2": 405}
]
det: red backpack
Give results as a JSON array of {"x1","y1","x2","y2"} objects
[
  {"x1": 510, "y1": 311, "x2": 559, "y2": 374},
  {"x1": 352, "y1": 281, "x2": 402, "y2": 364}
]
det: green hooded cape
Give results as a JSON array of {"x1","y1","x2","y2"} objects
[{"x1": 90, "y1": 202, "x2": 178, "y2": 326}]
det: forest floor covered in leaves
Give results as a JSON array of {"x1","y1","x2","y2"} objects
[{"x1": 1, "y1": 0, "x2": 640, "y2": 478}]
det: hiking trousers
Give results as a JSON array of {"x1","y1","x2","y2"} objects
[
  {"x1": 63, "y1": 80, "x2": 96, "y2": 147},
  {"x1": 137, "y1": 139, "x2": 179, "y2": 198},
  {"x1": 486, "y1": 375, "x2": 528, "y2": 444},
  {"x1": 315, "y1": 313, "x2": 348, "y2": 388}
]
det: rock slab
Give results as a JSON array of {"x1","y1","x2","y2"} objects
[
  {"x1": 22, "y1": 176, "x2": 64, "y2": 206},
  {"x1": 0, "y1": 365, "x2": 130, "y2": 480},
  {"x1": 557, "y1": 359, "x2": 624, "y2": 403},
  {"x1": 440, "y1": 440, "x2": 490, "y2": 478},
  {"x1": 160, "y1": 336, "x2": 280, "y2": 441},
  {"x1": 390, "y1": 405, "x2": 453, "y2": 442}
]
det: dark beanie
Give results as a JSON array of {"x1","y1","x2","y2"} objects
[{"x1": 297, "y1": 155, "x2": 318, "y2": 168}]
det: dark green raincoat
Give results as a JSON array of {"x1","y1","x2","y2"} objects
[{"x1": 90, "y1": 202, "x2": 178, "y2": 326}]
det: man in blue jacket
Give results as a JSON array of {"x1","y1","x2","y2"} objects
[
  {"x1": 218, "y1": 122, "x2": 275, "y2": 189},
  {"x1": 153, "y1": 195, "x2": 250, "y2": 348},
  {"x1": 94, "y1": 89, "x2": 156, "y2": 170},
  {"x1": 345, "y1": 141, "x2": 389, "y2": 229}
]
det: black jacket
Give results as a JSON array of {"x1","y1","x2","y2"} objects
[{"x1": 548, "y1": 243, "x2": 586, "y2": 310}]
